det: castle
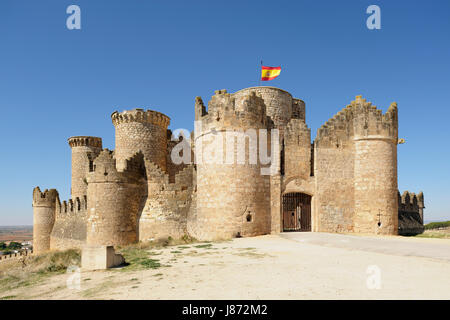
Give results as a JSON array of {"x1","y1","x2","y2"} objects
[{"x1": 32, "y1": 87, "x2": 425, "y2": 254}]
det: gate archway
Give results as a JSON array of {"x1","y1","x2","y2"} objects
[{"x1": 282, "y1": 193, "x2": 311, "y2": 232}]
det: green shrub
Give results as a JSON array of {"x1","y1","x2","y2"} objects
[{"x1": 424, "y1": 221, "x2": 450, "y2": 230}]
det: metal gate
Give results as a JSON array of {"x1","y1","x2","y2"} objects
[{"x1": 282, "y1": 193, "x2": 311, "y2": 232}]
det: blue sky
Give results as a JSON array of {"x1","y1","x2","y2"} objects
[{"x1": 0, "y1": 0, "x2": 449, "y2": 225}]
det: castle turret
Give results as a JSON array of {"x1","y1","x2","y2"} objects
[
  {"x1": 352, "y1": 96, "x2": 398, "y2": 235},
  {"x1": 32, "y1": 187, "x2": 58, "y2": 254},
  {"x1": 111, "y1": 109, "x2": 170, "y2": 171},
  {"x1": 86, "y1": 149, "x2": 147, "y2": 246},
  {"x1": 189, "y1": 89, "x2": 272, "y2": 240},
  {"x1": 68, "y1": 136, "x2": 102, "y2": 199},
  {"x1": 233, "y1": 87, "x2": 293, "y2": 128}
]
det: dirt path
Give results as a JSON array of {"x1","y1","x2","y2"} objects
[{"x1": 3, "y1": 234, "x2": 450, "y2": 299}]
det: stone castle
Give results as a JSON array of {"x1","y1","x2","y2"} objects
[{"x1": 32, "y1": 87, "x2": 425, "y2": 254}]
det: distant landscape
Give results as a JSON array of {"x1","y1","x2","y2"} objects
[{"x1": 0, "y1": 226, "x2": 33, "y2": 243}]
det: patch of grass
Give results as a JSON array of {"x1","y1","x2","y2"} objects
[
  {"x1": 0, "y1": 248, "x2": 81, "y2": 293},
  {"x1": 130, "y1": 278, "x2": 139, "y2": 281},
  {"x1": 153, "y1": 273, "x2": 163, "y2": 277},
  {"x1": 233, "y1": 251, "x2": 268, "y2": 259},
  {"x1": 0, "y1": 295, "x2": 16, "y2": 300},
  {"x1": 171, "y1": 250, "x2": 182, "y2": 254},
  {"x1": 424, "y1": 221, "x2": 450, "y2": 230},
  {"x1": 415, "y1": 232, "x2": 450, "y2": 239},
  {"x1": 194, "y1": 243, "x2": 213, "y2": 249},
  {"x1": 177, "y1": 246, "x2": 190, "y2": 249},
  {"x1": 116, "y1": 246, "x2": 162, "y2": 271}
]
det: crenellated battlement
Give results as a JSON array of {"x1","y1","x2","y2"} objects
[
  {"x1": 56, "y1": 195, "x2": 87, "y2": 217},
  {"x1": 111, "y1": 108, "x2": 170, "y2": 129},
  {"x1": 291, "y1": 98, "x2": 306, "y2": 121},
  {"x1": 316, "y1": 95, "x2": 398, "y2": 148},
  {"x1": 398, "y1": 190, "x2": 424, "y2": 213},
  {"x1": 86, "y1": 149, "x2": 146, "y2": 184},
  {"x1": 68, "y1": 136, "x2": 102, "y2": 149},
  {"x1": 195, "y1": 89, "x2": 269, "y2": 132},
  {"x1": 32, "y1": 187, "x2": 59, "y2": 207}
]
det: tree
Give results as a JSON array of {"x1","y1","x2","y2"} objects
[
  {"x1": 7, "y1": 242, "x2": 22, "y2": 250},
  {"x1": 0, "y1": 242, "x2": 6, "y2": 249}
]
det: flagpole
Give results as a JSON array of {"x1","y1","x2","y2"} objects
[{"x1": 258, "y1": 60, "x2": 262, "y2": 86}]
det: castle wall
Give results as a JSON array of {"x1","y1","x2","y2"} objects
[
  {"x1": 68, "y1": 136, "x2": 102, "y2": 199},
  {"x1": 50, "y1": 196, "x2": 87, "y2": 250},
  {"x1": 139, "y1": 163, "x2": 194, "y2": 241},
  {"x1": 314, "y1": 96, "x2": 398, "y2": 235},
  {"x1": 111, "y1": 109, "x2": 170, "y2": 172},
  {"x1": 398, "y1": 191, "x2": 424, "y2": 235},
  {"x1": 86, "y1": 150, "x2": 147, "y2": 246},
  {"x1": 190, "y1": 90, "x2": 271, "y2": 240},
  {"x1": 314, "y1": 142, "x2": 355, "y2": 232},
  {"x1": 284, "y1": 119, "x2": 311, "y2": 181},
  {"x1": 32, "y1": 187, "x2": 58, "y2": 254},
  {"x1": 353, "y1": 138, "x2": 398, "y2": 234}
]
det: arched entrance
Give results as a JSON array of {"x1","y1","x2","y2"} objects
[{"x1": 282, "y1": 193, "x2": 311, "y2": 232}]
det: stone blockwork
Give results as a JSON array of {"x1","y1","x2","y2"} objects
[
  {"x1": 315, "y1": 95, "x2": 399, "y2": 235},
  {"x1": 190, "y1": 90, "x2": 272, "y2": 240},
  {"x1": 32, "y1": 187, "x2": 58, "y2": 254},
  {"x1": 111, "y1": 109, "x2": 170, "y2": 171},
  {"x1": 32, "y1": 86, "x2": 425, "y2": 253},
  {"x1": 139, "y1": 162, "x2": 194, "y2": 241},
  {"x1": 50, "y1": 195, "x2": 87, "y2": 250},
  {"x1": 86, "y1": 150, "x2": 147, "y2": 246},
  {"x1": 398, "y1": 191, "x2": 425, "y2": 235},
  {"x1": 68, "y1": 136, "x2": 102, "y2": 199}
]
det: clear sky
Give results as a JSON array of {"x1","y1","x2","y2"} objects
[{"x1": 0, "y1": 0, "x2": 449, "y2": 225}]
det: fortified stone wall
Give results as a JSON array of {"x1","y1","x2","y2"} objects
[
  {"x1": 314, "y1": 107, "x2": 355, "y2": 233},
  {"x1": 86, "y1": 150, "x2": 147, "y2": 246},
  {"x1": 284, "y1": 119, "x2": 311, "y2": 181},
  {"x1": 68, "y1": 136, "x2": 102, "y2": 199},
  {"x1": 139, "y1": 162, "x2": 195, "y2": 241},
  {"x1": 50, "y1": 195, "x2": 87, "y2": 250},
  {"x1": 32, "y1": 86, "x2": 422, "y2": 250},
  {"x1": 398, "y1": 191, "x2": 424, "y2": 235},
  {"x1": 314, "y1": 96, "x2": 398, "y2": 234},
  {"x1": 190, "y1": 90, "x2": 271, "y2": 240},
  {"x1": 166, "y1": 130, "x2": 191, "y2": 183},
  {"x1": 111, "y1": 109, "x2": 170, "y2": 171}
]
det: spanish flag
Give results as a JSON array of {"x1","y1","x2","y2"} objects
[{"x1": 261, "y1": 66, "x2": 281, "y2": 81}]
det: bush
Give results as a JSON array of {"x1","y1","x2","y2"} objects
[
  {"x1": 424, "y1": 221, "x2": 450, "y2": 230},
  {"x1": 7, "y1": 242, "x2": 22, "y2": 250}
]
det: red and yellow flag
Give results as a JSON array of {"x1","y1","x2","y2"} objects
[{"x1": 261, "y1": 66, "x2": 281, "y2": 81}]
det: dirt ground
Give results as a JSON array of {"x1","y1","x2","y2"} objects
[{"x1": 2, "y1": 233, "x2": 450, "y2": 300}]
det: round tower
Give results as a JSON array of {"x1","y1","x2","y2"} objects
[
  {"x1": 352, "y1": 97, "x2": 399, "y2": 235},
  {"x1": 86, "y1": 150, "x2": 147, "y2": 246},
  {"x1": 68, "y1": 136, "x2": 102, "y2": 199},
  {"x1": 32, "y1": 187, "x2": 58, "y2": 254},
  {"x1": 233, "y1": 87, "x2": 293, "y2": 127},
  {"x1": 111, "y1": 109, "x2": 170, "y2": 171},
  {"x1": 188, "y1": 90, "x2": 272, "y2": 240}
]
